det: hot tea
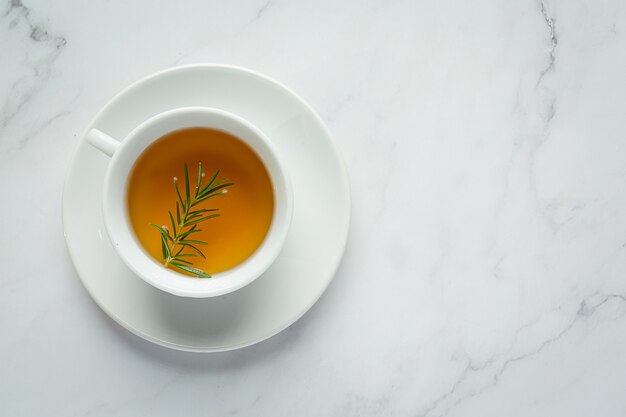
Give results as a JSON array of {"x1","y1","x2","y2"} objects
[{"x1": 127, "y1": 127, "x2": 274, "y2": 275}]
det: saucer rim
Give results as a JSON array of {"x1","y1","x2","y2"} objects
[{"x1": 62, "y1": 63, "x2": 351, "y2": 352}]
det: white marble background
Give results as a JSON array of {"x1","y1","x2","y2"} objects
[{"x1": 2, "y1": 0, "x2": 626, "y2": 415}]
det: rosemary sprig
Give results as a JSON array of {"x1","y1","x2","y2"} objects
[{"x1": 150, "y1": 162, "x2": 233, "y2": 278}]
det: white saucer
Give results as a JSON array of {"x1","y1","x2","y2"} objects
[{"x1": 63, "y1": 64, "x2": 350, "y2": 352}]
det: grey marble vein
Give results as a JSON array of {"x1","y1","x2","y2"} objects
[
  {"x1": 537, "y1": 0, "x2": 558, "y2": 86},
  {"x1": 1, "y1": 0, "x2": 66, "y2": 129},
  {"x1": 420, "y1": 294, "x2": 626, "y2": 417}
]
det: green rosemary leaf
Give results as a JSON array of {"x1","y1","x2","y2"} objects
[
  {"x1": 198, "y1": 182, "x2": 234, "y2": 199},
  {"x1": 195, "y1": 193, "x2": 227, "y2": 204},
  {"x1": 186, "y1": 212, "x2": 203, "y2": 221},
  {"x1": 168, "y1": 211, "x2": 176, "y2": 234},
  {"x1": 196, "y1": 162, "x2": 203, "y2": 198},
  {"x1": 160, "y1": 235, "x2": 167, "y2": 259},
  {"x1": 186, "y1": 210, "x2": 217, "y2": 221},
  {"x1": 170, "y1": 258, "x2": 192, "y2": 265},
  {"x1": 176, "y1": 202, "x2": 181, "y2": 224},
  {"x1": 177, "y1": 228, "x2": 203, "y2": 240},
  {"x1": 199, "y1": 169, "x2": 220, "y2": 196},
  {"x1": 208, "y1": 178, "x2": 230, "y2": 190},
  {"x1": 178, "y1": 242, "x2": 206, "y2": 258},
  {"x1": 174, "y1": 180, "x2": 185, "y2": 212},
  {"x1": 149, "y1": 223, "x2": 168, "y2": 236},
  {"x1": 197, "y1": 193, "x2": 224, "y2": 203},
  {"x1": 163, "y1": 235, "x2": 171, "y2": 258},
  {"x1": 185, "y1": 214, "x2": 220, "y2": 227},
  {"x1": 181, "y1": 239, "x2": 208, "y2": 245},
  {"x1": 149, "y1": 224, "x2": 173, "y2": 242},
  {"x1": 184, "y1": 163, "x2": 190, "y2": 206},
  {"x1": 187, "y1": 208, "x2": 219, "y2": 216},
  {"x1": 170, "y1": 262, "x2": 211, "y2": 278}
]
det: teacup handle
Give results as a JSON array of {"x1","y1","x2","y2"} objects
[{"x1": 85, "y1": 129, "x2": 120, "y2": 157}]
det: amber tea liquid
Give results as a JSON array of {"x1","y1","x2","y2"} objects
[{"x1": 127, "y1": 127, "x2": 274, "y2": 274}]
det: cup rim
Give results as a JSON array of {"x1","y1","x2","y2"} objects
[{"x1": 101, "y1": 107, "x2": 293, "y2": 297}]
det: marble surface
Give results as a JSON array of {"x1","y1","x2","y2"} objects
[{"x1": 2, "y1": 0, "x2": 626, "y2": 415}]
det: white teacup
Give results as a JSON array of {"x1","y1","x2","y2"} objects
[{"x1": 85, "y1": 107, "x2": 292, "y2": 298}]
